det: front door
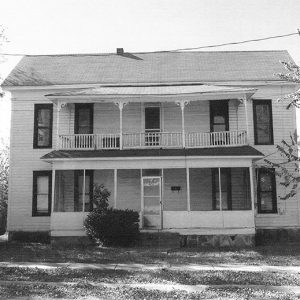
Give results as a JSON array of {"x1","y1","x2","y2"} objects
[
  {"x1": 142, "y1": 176, "x2": 162, "y2": 229},
  {"x1": 145, "y1": 107, "x2": 160, "y2": 146}
]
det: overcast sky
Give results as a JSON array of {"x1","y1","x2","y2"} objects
[{"x1": 1, "y1": 0, "x2": 300, "y2": 137}]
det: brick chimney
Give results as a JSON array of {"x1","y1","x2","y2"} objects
[{"x1": 117, "y1": 48, "x2": 124, "y2": 55}]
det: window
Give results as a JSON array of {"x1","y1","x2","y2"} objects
[
  {"x1": 212, "y1": 168, "x2": 232, "y2": 210},
  {"x1": 257, "y1": 168, "x2": 277, "y2": 214},
  {"x1": 33, "y1": 104, "x2": 53, "y2": 148},
  {"x1": 253, "y1": 100, "x2": 274, "y2": 145},
  {"x1": 75, "y1": 104, "x2": 93, "y2": 134},
  {"x1": 210, "y1": 101, "x2": 229, "y2": 132},
  {"x1": 32, "y1": 171, "x2": 52, "y2": 216},
  {"x1": 74, "y1": 170, "x2": 94, "y2": 212}
]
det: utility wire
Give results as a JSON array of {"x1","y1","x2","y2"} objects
[{"x1": 1, "y1": 30, "x2": 300, "y2": 56}]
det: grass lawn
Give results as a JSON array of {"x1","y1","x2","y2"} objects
[
  {"x1": 0, "y1": 243, "x2": 300, "y2": 299},
  {"x1": 1, "y1": 242, "x2": 300, "y2": 265}
]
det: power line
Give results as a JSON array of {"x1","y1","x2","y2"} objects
[{"x1": 1, "y1": 29, "x2": 300, "y2": 56}]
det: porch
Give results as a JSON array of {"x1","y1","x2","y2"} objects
[
  {"x1": 45, "y1": 84, "x2": 256, "y2": 151},
  {"x1": 50, "y1": 166, "x2": 256, "y2": 237}
]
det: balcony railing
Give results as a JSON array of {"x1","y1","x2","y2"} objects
[{"x1": 58, "y1": 130, "x2": 247, "y2": 150}]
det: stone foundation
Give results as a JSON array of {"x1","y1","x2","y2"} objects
[
  {"x1": 181, "y1": 234, "x2": 255, "y2": 248},
  {"x1": 51, "y1": 236, "x2": 94, "y2": 246},
  {"x1": 256, "y1": 228, "x2": 300, "y2": 245}
]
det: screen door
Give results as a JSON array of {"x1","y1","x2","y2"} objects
[{"x1": 142, "y1": 176, "x2": 162, "y2": 229}]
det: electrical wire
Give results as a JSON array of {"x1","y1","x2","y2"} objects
[{"x1": 1, "y1": 30, "x2": 300, "y2": 56}]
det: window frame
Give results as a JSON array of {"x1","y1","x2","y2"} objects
[
  {"x1": 253, "y1": 100, "x2": 274, "y2": 145},
  {"x1": 74, "y1": 104, "x2": 94, "y2": 134},
  {"x1": 257, "y1": 168, "x2": 277, "y2": 214},
  {"x1": 33, "y1": 104, "x2": 53, "y2": 149},
  {"x1": 74, "y1": 170, "x2": 94, "y2": 212},
  {"x1": 32, "y1": 171, "x2": 52, "y2": 217},
  {"x1": 211, "y1": 168, "x2": 232, "y2": 210}
]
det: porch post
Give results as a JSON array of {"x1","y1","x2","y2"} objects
[
  {"x1": 218, "y1": 168, "x2": 222, "y2": 211},
  {"x1": 114, "y1": 101, "x2": 128, "y2": 150},
  {"x1": 114, "y1": 169, "x2": 117, "y2": 209},
  {"x1": 82, "y1": 169, "x2": 86, "y2": 212},
  {"x1": 176, "y1": 101, "x2": 189, "y2": 148},
  {"x1": 56, "y1": 101, "x2": 60, "y2": 149},
  {"x1": 243, "y1": 95, "x2": 249, "y2": 143},
  {"x1": 249, "y1": 165, "x2": 255, "y2": 212},
  {"x1": 186, "y1": 167, "x2": 190, "y2": 211},
  {"x1": 51, "y1": 168, "x2": 56, "y2": 213}
]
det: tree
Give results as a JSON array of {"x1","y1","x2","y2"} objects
[
  {"x1": 263, "y1": 61, "x2": 300, "y2": 200},
  {"x1": 0, "y1": 25, "x2": 8, "y2": 97},
  {"x1": 0, "y1": 137, "x2": 9, "y2": 234}
]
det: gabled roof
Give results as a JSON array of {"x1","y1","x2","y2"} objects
[
  {"x1": 2, "y1": 50, "x2": 294, "y2": 87},
  {"x1": 41, "y1": 146, "x2": 263, "y2": 160}
]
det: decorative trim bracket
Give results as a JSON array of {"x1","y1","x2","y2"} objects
[
  {"x1": 176, "y1": 100, "x2": 190, "y2": 111},
  {"x1": 114, "y1": 101, "x2": 129, "y2": 111}
]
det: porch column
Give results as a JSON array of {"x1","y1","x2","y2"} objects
[
  {"x1": 243, "y1": 95, "x2": 249, "y2": 143},
  {"x1": 186, "y1": 167, "x2": 190, "y2": 211},
  {"x1": 114, "y1": 101, "x2": 128, "y2": 150},
  {"x1": 114, "y1": 169, "x2": 117, "y2": 208},
  {"x1": 218, "y1": 168, "x2": 222, "y2": 211},
  {"x1": 82, "y1": 169, "x2": 86, "y2": 212},
  {"x1": 176, "y1": 100, "x2": 189, "y2": 148},
  {"x1": 249, "y1": 165, "x2": 255, "y2": 212},
  {"x1": 55, "y1": 101, "x2": 67, "y2": 149},
  {"x1": 51, "y1": 168, "x2": 56, "y2": 212}
]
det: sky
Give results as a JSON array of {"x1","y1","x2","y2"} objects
[{"x1": 0, "y1": 0, "x2": 300, "y2": 138}]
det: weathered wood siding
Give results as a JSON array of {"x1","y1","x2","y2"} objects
[{"x1": 7, "y1": 83, "x2": 300, "y2": 233}]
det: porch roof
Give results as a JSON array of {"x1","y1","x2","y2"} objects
[
  {"x1": 41, "y1": 146, "x2": 263, "y2": 161},
  {"x1": 46, "y1": 84, "x2": 257, "y2": 103}
]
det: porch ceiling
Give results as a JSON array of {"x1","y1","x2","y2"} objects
[
  {"x1": 45, "y1": 84, "x2": 257, "y2": 103},
  {"x1": 41, "y1": 146, "x2": 263, "y2": 161}
]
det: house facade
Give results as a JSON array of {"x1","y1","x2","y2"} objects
[{"x1": 2, "y1": 50, "x2": 299, "y2": 246}]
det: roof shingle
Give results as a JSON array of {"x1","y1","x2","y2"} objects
[{"x1": 2, "y1": 50, "x2": 293, "y2": 87}]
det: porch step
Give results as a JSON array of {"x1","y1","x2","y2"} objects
[{"x1": 138, "y1": 232, "x2": 181, "y2": 248}]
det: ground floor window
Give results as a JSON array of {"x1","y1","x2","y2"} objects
[
  {"x1": 257, "y1": 168, "x2": 277, "y2": 214},
  {"x1": 32, "y1": 171, "x2": 52, "y2": 216}
]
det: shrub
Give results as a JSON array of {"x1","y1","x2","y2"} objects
[
  {"x1": 84, "y1": 208, "x2": 140, "y2": 246},
  {"x1": 84, "y1": 184, "x2": 140, "y2": 246}
]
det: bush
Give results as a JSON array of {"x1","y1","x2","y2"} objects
[
  {"x1": 84, "y1": 183, "x2": 139, "y2": 246},
  {"x1": 84, "y1": 208, "x2": 140, "y2": 246}
]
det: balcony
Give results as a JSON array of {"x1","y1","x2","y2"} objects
[{"x1": 58, "y1": 130, "x2": 247, "y2": 150}]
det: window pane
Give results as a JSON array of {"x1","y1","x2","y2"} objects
[
  {"x1": 37, "y1": 128, "x2": 50, "y2": 146},
  {"x1": 37, "y1": 194, "x2": 48, "y2": 213},
  {"x1": 37, "y1": 176, "x2": 48, "y2": 194},
  {"x1": 257, "y1": 124, "x2": 271, "y2": 144},
  {"x1": 256, "y1": 105, "x2": 270, "y2": 123},
  {"x1": 38, "y1": 109, "x2": 51, "y2": 126},
  {"x1": 260, "y1": 192, "x2": 273, "y2": 211},
  {"x1": 213, "y1": 116, "x2": 225, "y2": 124},
  {"x1": 260, "y1": 173, "x2": 272, "y2": 191}
]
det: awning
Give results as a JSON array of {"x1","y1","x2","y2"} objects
[
  {"x1": 41, "y1": 146, "x2": 263, "y2": 161},
  {"x1": 45, "y1": 84, "x2": 257, "y2": 104}
]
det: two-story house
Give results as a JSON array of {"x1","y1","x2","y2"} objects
[{"x1": 2, "y1": 50, "x2": 299, "y2": 247}]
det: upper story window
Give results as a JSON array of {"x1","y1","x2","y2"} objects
[
  {"x1": 33, "y1": 104, "x2": 53, "y2": 148},
  {"x1": 253, "y1": 100, "x2": 274, "y2": 145},
  {"x1": 32, "y1": 171, "x2": 52, "y2": 216},
  {"x1": 257, "y1": 168, "x2": 277, "y2": 214},
  {"x1": 75, "y1": 104, "x2": 94, "y2": 134},
  {"x1": 210, "y1": 101, "x2": 229, "y2": 132}
]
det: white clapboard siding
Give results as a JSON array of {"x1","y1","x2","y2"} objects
[
  {"x1": 163, "y1": 168, "x2": 187, "y2": 211},
  {"x1": 7, "y1": 84, "x2": 300, "y2": 233}
]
